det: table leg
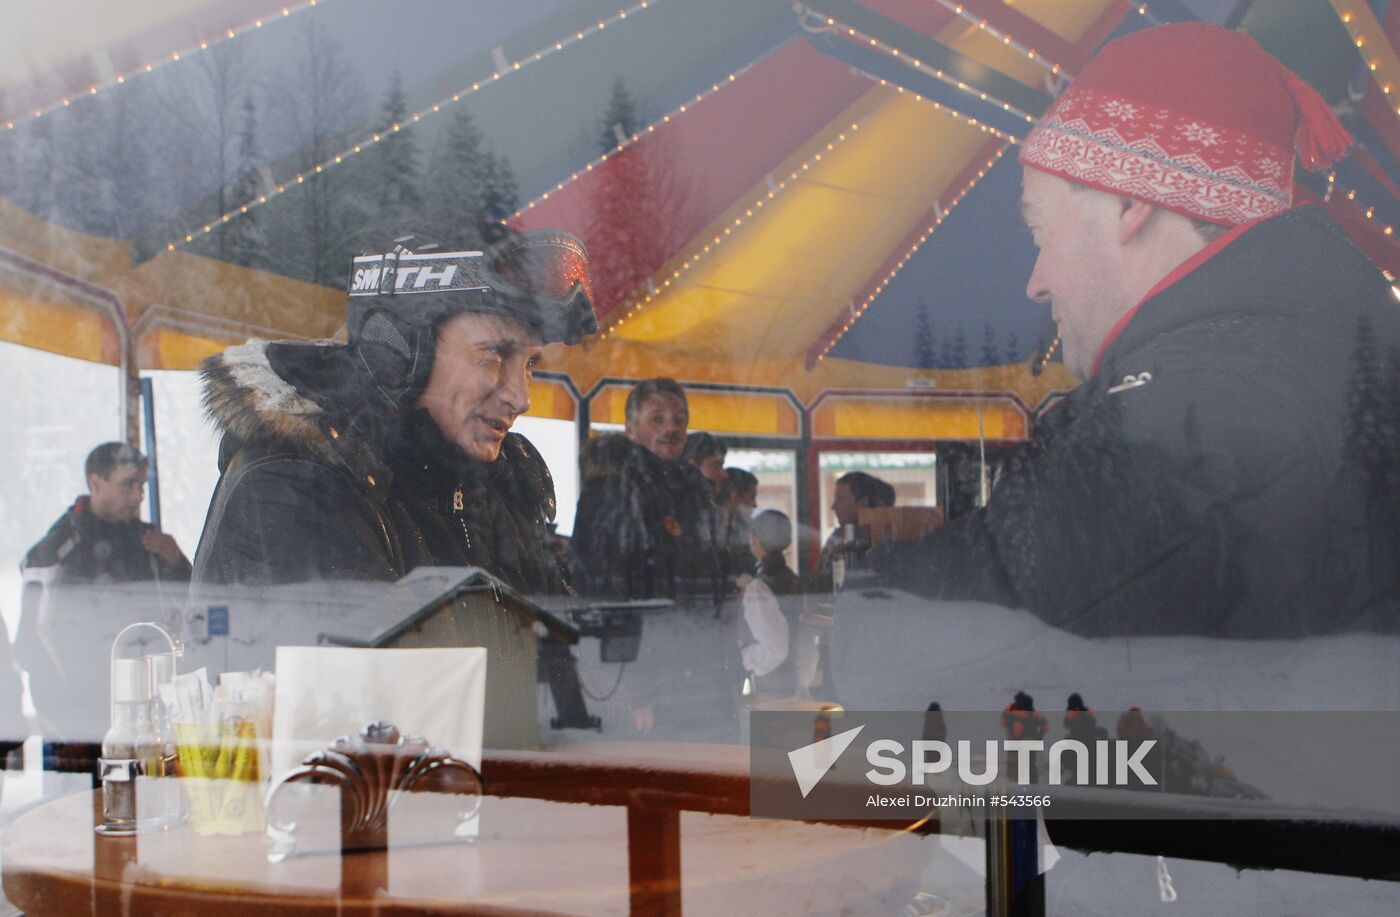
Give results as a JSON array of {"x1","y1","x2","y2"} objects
[{"x1": 627, "y1": 805, "x2": 681, "y2": 917}]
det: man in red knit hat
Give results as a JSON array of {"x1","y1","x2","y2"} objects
[{"x1": 879, "y1": 23, "x2": 1400, "y2": 636}]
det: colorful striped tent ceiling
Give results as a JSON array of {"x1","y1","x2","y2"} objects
[{"x1": 5, "y1": 0, "x2": 1400, "y2": 415}]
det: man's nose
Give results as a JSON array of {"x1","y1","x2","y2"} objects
[
  {"x1": 1026, "y1": 253, "x2": 1051, "y2": 303},
  {"x1": 499, "y1": 364, "x2": 532, "y2": 416}
]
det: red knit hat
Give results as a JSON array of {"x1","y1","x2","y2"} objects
[{"x1": 1020, "y1": 23, "x2": 1352, "y2": 225}]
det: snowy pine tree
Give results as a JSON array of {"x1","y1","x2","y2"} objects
[
  {"x1": 265, "y1": 19, "x2": 366, "y2": 286},
  {"x1": 477, "y1": 148, "x2": 518, "y2": 245},
  {"x1": 188, "y1": 42, "x2": 253, "y2": 259},
  {"x1": 103, "y1": 83, "x2": 161, "y2": 245},
  {"x1": 1382, "y1": 346, "x2": 1400, "y2": 535},
  {"x1": 1004, "y1": 329, "x2": 1020, "y2": 363},
  {"x1": 599, "y1": 78, "x2": 639, "y2": 153},
  {"x1": 423, "y1": 108, "x2": 518, "y2": 248},
  {"x1": 981, "y1": 322, "x2": 1000, "y2": 367},
  {"x1": 424, "y1": 108, "x2": 488, "y2": 247},
  {"x1": 1345, "y1": 314, "x2": 1388, "y2": 493},
  {"x1": 950, "y1": 324, "x2": 968, "y2": 368},
  {"x1": 585, "y1": 78, "x2": 695, "y2": 315},
  {"x1": 24, "y1": 114, "x2": 56, "y2": 222},
  {"x1": 225, "y1": 95, "x2": 267, "y2": 267},
  {"x1": 913, "y1": 300, "x2": 935, "y2": 369},
  {"x1": 369, "y1": 70, "x2": 423, "y2": 224},
  {"x1": 51, "y1": 74, "x2": 112, "y2": 233}
]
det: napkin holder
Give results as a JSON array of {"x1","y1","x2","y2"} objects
[{"x1": 265, "y1": 722, "x2": 483, "y2": 861}]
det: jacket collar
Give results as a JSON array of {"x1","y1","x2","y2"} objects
[
  {"x1": 202, "y1": 338, "x2": 556, "y2": 521},
  {"x1": 1093, "y1": 206, "x2": 1376, "y2": 378},
  {"x1": 201, "y1": 338, "x2": 394, "y2": 499}
]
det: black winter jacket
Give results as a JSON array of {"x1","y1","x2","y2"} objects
[
  {"x1": 19, "y1": 499, "x2": 191, "y2": 739},
  {"x1": 879, "y1": 207, "x2": 1400, "y2": 636},
  {"x1": 191, "y1": 340, "x2": 561, "y2": 596},
  {"x1": 572, "y1": 433, "x2": 723, "y2": 601},
  {"x1": 23, "y1": 499, "x2": 191, "y2": 586}
]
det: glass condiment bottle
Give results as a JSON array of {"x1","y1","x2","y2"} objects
[
  {"x1": 96, "y1": 658, "x2": 163, "y2": 835},
  {"x1": 96, "y1": 622, "x2": 181, "y2": 836}
]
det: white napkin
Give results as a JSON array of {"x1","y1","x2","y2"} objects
[{"x1": 270, "y1": 646, "x2": 486, "y2": 779}]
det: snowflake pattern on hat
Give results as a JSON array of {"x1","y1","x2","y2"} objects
[
  {"x1": 1022, "y1": 88, "x2": 1291, "y2": 225},
  {"x1": 1180, "y1": 123, "x2": 1221, "y2": 147},
  {"x1": 1102, "y1": 100, "x2": 1140, "y2": 121}
]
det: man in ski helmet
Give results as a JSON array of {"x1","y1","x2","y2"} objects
[{"x1": 192, "y1": 228, "x2": 596, "y2": 593}]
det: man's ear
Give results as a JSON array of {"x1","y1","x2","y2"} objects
[
  {"x1": 86, "y1": 472, "x2": 101, "y2": 494},
  {"x1": 1118, "y1": 196, "x2": 1156, "y2": 245}
]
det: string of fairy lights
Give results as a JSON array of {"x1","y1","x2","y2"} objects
[
  {"x1": 23, "y1": 0, "x2": 1225, "y2": 365},
  {"x1": 1323, "y1": 3, "x2": 1400, "y2": 281},
  {"x1": 930, "y1": 0, "x2": 1065, "y2": 76},
  {"x1": 929, "y1": 2, "x2": 1164, "y2": 74},
  {"x1": 596, "y1": 64, "x2": 1026, "y2": 342},
  {"x1": 871, "y1": 77, "x2": 1019, "y2": 142},
  {"x1": 794, "y1": 3, "x2": 1044, "y2": 362},
  {"x1": 597, "y1": 118, "x2": 867, "y2": 340},
  {"x1": 1335, "y1": 3, "x2": 1400, "y2": 118},
  {"x1": 520, "y1": 9, "x2": 1024, "y2": 301},
  {"x1": 507, "y1": 65, "x2": 752, "y2": 222},
  {"x1": 594, "y1": 3, "x2": 1054, "y2": 343},
  {"x1": 798, "y1": 9, "x2": 1037, "y2": 126},
  {"x1": 513, "y1": 0, "x2": 1064, "y2": 229},
  {"x1": 1326, "y1": 171, "x2": 1399, "y2": 237},
  {"x1": 158, "y1": 0, "x2": 672, "y2": 254},
  {"x1": 3, "y1": 2, "x2": 321, "y2": 132},
  {"x1": 813, "y1": 141, "x2": 1011, "y2": 363},
  {"x1": 805, "y1": 0, "x2": 1169, "y2": 361}
]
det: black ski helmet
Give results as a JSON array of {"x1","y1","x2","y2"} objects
[{"x1": 346, "y1": 228, "x2": 597, "y2": 409}]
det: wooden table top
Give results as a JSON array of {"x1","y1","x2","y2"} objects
[{"x1": 2, "y1": 787, "x2": 932, "y2": 916}]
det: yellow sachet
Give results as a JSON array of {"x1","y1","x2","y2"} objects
[{"x1": 176, "y1": 719, "x2": 264, "y2": 836}]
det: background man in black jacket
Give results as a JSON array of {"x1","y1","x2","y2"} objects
[
  {"x1": 572, "y1": 378, "x2": 728, "y2": 735},
  {"x1": 813, "y1": 470, "x2": 894, "y2": 593},
  {"x1": 20, "y1": 442, "x2": 190, "y2": 747},
  {"x1": 23, "y1": 443, "x2": 189, "y2": 587},
  {"x1": 572, "y1": 377, "x2": 722, "y2": 601},
  {"x1": 879, "y1": 23, "x2": 1400, "y2": 636}
]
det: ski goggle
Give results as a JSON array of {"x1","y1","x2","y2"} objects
[{"x1": 347, "y1": 229, "x2": 597, "y2": 344}]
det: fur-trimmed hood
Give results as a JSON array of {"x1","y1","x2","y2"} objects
[
  {"x1": 201, "y1": 338, "x2": 346, "y2": 468},
  {"x1": 201, "y1": 338, "x2": 555, "y2": 522}
]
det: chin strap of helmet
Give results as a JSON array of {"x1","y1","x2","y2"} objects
[{"x1": 350, "y1": 240, "x2": 439, "y2": 411}]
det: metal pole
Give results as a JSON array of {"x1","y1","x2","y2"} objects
[
  {"x1": 139, "y1": 378, "x2": 161, "y2": 530},
  {"x1": 578, "y1": 391, "x2": 592, "y2": 449},
  {"x1": 984, "y1": 815, "x2": 1043, "y2": 917}
]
